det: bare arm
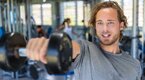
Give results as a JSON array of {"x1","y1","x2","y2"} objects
[
  {"x1": 72, "y1": 41, "x2": 80, "y2": 59},
  {"x1": 56, "y1": 25, "x2": 65, "y2": 31},
  {"x1": 72, "y1": 28, "x2": 80, "y2": 38},
  {"x1": 26, "y1": 38, "x2": 80, "y2": 64}
]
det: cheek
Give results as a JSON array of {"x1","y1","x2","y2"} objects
[
  {"x1": 95, "y1": 28, "x2": 99, "y2": 34},
  {"x1": 95, "y1": 28, "x2": 102, "y2": 37},
  {"x1": 95, "y1": 27, "x2": 102, "y2": 33},
  {"x1": 112, "y1": 28, "x2": 121, "y2": 35}
]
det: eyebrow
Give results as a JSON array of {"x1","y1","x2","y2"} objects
[
  {"x1": 96, "y1": 20, "x2": 102, "y2": 22},
  {"x1": 107, "y1": 20, "x2": 116, "y2": 21},
  {"x1": 96, "y1": 20, "x2": 116, "y2": 22}
]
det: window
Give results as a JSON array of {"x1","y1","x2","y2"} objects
[
  {"x1": 32, "y1": 4, "x2": 41, "y2": 25},
  {"x1": 63, "y1": 1, "x2": 84, "y2": 26},
  {"x1": 123, "y1": 0, "x2": 133, "y2": 27},
  {"x1": 63, "y1": 1, "x2": 75, "y2": 26},
  {"x1": 138, "y1": 0, "x2": 143, "y2": 27},
  {"x1": 20, "y1": 5, "x2": 26, "y2": 24},
  {"x1": 32, "y1": 3, "x2": 52, "y2": 25},
  {"x1": 42, "y1": 3, "x2": 52, "y2": 25},
  {"x1": 77, "y1": 1, "x2": 84, "y2": 26}
]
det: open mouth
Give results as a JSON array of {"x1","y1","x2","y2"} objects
[{"x1": 102, "y1": 33, "x2": 111, "y2": 38}]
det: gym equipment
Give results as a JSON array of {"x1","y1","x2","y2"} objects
[
  {"x1": 0, "y1": 33, "x2": 27, "y2": 71},
  {"x1": 0, "y1": 32, "x2": 72, "y2": 74},
  {"x1": 29, "y1": 63, "x2": 44, "y2": 80},
  {"x1": 0, "y1": 27, "x2": 5, "y2": 39},
  {"x1": 46, "y1": 32, "x2": 72, "y2": 74}
]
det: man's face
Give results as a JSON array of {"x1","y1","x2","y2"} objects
[
  {"x1": 37, "y1": 28, "x2": 42, "y2": 32},
  {"x1": 95, "y1": 8, "x2": 124, "y2": 46}
]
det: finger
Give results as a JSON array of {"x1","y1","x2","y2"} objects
[
  {"x1": 39, "y1": 39, "x2": 49, "y2": 64},
  {"x1": 30, "y1": 38, "x2": 40, "y2": 60},
  {"x1": 33, "y1": 37, "x2": 46, "y2": 61},
  {"x1": 26, "y1": 38, "x2": 35, "y2": 58}
]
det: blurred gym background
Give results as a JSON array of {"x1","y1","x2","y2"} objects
[{"x1": 0, "y1": 0, "x2": 145, "y2": 80}]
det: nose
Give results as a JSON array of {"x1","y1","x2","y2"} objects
[{"x1": 102, "y1": 24, "x2": 108, "y2": 32}]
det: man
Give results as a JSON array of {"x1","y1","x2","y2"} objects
[
  {"x1": 36, "y1": 25, "x2": 45, "y2": 37},
  {"x1": 26, "y1": 1, "x2": 142, "y2": 80}
]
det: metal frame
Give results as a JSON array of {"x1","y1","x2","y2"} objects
[{"x1": 131, "y1": 0, "x2": 139, "y2": 59}]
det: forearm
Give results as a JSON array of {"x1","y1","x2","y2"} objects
[{"x1": 72, "y1": 40, "x2": 80, "y2": 59}]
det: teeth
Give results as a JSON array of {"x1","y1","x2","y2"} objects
[
  {"x1": 103, "y1": 34, "x2": 109, "y2": 37},
  {"x1": 102, "y1": 34, "x2": 110, "y2": 37}
]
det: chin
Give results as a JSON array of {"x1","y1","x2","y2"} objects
[
  {"x1": 99, "y1": 39, "x2": 115, "y2": 45},
  {"x1": 102, "y1": 42, "x2": 113, "y2": 46}
]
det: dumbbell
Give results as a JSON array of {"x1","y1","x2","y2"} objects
[{"x1": 0, "y1": 32, "x2": 72, "y2": 74}]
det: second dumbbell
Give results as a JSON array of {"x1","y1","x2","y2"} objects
[{"x1": 0, "y1": 32, "x2": 72, "y2": 74}]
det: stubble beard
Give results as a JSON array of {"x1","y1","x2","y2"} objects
[{"x1": 98, "y1": 35, "x2": 119, "y2": 46}]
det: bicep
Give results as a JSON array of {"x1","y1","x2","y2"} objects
[{"x1": 72, "y1": 41, "x2": 80, "y2": 59}]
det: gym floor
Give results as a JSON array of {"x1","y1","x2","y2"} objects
[{"x1": 0, "y1": 70, "x2": 33, "y2": 80}]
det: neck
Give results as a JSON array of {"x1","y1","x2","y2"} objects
[{"x1": 100, "y1": 42, "x2": 120, "y2": 54}]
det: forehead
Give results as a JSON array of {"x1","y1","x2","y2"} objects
[{"x1": 96, "y1": 8, "x2": 118, "y2": 21}]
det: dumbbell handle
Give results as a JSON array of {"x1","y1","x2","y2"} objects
[{"x1": 18, "y1": 48, "x2": 26, "y2": 57}]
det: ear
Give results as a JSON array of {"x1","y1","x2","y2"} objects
[{"x1": 120, "y1": 22, "x2": 124, "y2": 31}]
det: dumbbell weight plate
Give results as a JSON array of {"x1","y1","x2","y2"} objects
[
  {"x1": 0, "y1": 33, "x2": 27, "y2": 71},
  {"x1": 45, "y1": 32, "x2": 72, "y2": 74}
]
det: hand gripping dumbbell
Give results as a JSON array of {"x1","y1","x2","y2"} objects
[{"x1": 0, "y1": 32, "x2": 72, "y2": 74}]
